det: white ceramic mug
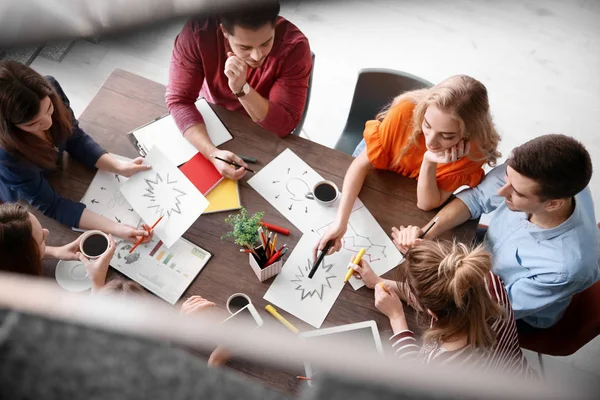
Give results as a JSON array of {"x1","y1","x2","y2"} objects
[
  {"x1": 79, "y1": 230, "x2": 111, "y2": 259},
  {"x1": 308, "y1": 180, "x2": 339, "y2": 207},
  {"x1": 226, "y1": 293, "x2": 252, "y2": 314}
]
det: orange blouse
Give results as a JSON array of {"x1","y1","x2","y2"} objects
[{"x1": 363, "y1": 100, "x2": 485, "y2": 193}]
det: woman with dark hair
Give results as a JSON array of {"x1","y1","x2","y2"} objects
[
  {"x1": 0, "y1": 203, "x2": 124, "y2": 292},
  {"x1": 0, "y1": 61, "x2": 150, "y2": 242}
]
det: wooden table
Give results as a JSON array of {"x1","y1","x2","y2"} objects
[{"x1": 38, "y1": 69, "x2": 477, "y2": 394}]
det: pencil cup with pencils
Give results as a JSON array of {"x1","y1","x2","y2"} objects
[
  {"x1": 248, "y1": 245, "x2": 284, "y2": 282},
  {"x1": 222, "y1": 208, "x2": 288, "y2": 282}
]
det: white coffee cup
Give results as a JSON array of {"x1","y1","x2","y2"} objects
[
  {"x1": 226, "y1": 293, "x2": 252, "y2": 314},
  {"x1": 79, "y1": 230, "x2": 111, "y2": 260},
  {"x1": 307, "y1": 180, "x2": 339, "y2": 207}
]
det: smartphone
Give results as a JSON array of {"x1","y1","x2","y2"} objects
[{"x1": 222, "y1": 303, "x2": 263, "y2": 328}]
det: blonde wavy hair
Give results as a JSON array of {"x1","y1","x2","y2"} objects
[
  {"x1": 377, "y1": 75, "x2": 501, "y2": 167},
  {"x1": 396, "y1": 240, "x2": 504, "y2": 349}
]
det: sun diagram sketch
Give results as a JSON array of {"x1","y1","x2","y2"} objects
[
  {"x1": 79, "y1": 154, "x2": 141, "y2": 228},
  {"x1": 292, "y1": 258, "x2": 337, "y2": 301},
  {"x1": 248, "y1": 149, "x2": 363, "y2": 234},
  {"x1": 264, "y1": 233, "x2": 349, "y2": 328},
  {"x1": 120, "y1": 148, "x2": 209, "y2": 248},
  {"x1": 143, "y1": 172, "x2": 187, "y2": 217}
]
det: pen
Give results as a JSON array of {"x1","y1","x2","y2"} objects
[
  {"x1": 419, "y1": 217, "x2": 439, "y2": 239},
  {"x1": 210, "y1": 155, "x2": 255, "y2": 173},
  {"x1": 344, "y1": 248, "x2": 366, "y2": 282},
  {"x1": 130, "y1": 215, "x2": 163, "y2": 253},
  {"x1": 308, "y1": 240, "x2": 333, "y2": 279},
  {"x1": 265, "y1": 304, "x2": 299, "y2": 333}
]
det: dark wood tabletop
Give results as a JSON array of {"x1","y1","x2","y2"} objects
[{"x1": 37, "y1": 69, "x2": 477, "y2": 395}]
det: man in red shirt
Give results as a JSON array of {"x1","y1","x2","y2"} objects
[{"x1": 166, "y1": 2, "x2": 312, "y2": 180}]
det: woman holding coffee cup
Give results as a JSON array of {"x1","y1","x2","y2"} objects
[
  {"x1": 0, "y1": 203, "x2": 152, "y2": 292},
  {"x1": 315, "y1": 75, "x2": 501, "y2": 257}
]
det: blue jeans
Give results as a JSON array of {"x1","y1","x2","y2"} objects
[{"x1": 352, "y1": 139, "x2": 366, "y2": 157}]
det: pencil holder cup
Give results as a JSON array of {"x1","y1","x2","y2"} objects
[{"x1": 249, "y1": 253, "x2": 283, "y2": 282}]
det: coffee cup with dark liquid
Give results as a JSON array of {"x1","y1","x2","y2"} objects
[
  {"x1": 226, "y1": 293, "x2": 252, "y2": 314},
  {"x1": 310, "y1": 180, "x2": 339, "y2": 207},
  {"x1": 79, "y1": 230, "x2": 111, "y2": 259}
]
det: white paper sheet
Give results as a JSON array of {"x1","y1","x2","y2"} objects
[
  {"x1": 111, "y1": 236, "x2": 211, "y2": 304},
  {"x1": 120, "y1": 148, "x2": 209, "y2": 248},
  {"x1": 132, "y1": 98, "x2": 233, "y2": 166},
  {"x1": 79, "y1": 154, "x2": 141, "y2": 228},
  {"x1": 248, "y1": 148, "x2": 363, "y2": 233},
  {"x1": 249, "y1": 149, "x2": 403, "y2": 290},
  {"x1": 263, "y1": 232, "x2": 349, "y2": 328}
]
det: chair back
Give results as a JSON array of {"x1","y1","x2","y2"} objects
[
  {"x1": 518, "y1": 279, "x2": 600, "y2": 356},
  {"x1": 291, "y1": 51, "x2": 315, "y2": 135},
  {"x1": 334, "y1": 69, "x2": 432, "y2": 155}
]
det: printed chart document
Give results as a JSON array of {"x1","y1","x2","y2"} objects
[
  {"x1": 111, "y1": 236, "x2": 211, "y2": 304},
  {"x1": 129, "y1": 98, "x2": 233, "y2": 166}
]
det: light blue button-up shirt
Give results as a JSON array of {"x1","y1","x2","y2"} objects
[{"x1": 456, "y1": 163, "x2": 600, "y2": 328}]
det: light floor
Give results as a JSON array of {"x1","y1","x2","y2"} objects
[{"x1": 29, "y1": 0, "x2": 600, "y2": 384}]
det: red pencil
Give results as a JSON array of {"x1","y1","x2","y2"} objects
[
  {"x1": 261, "y1": 222, "x2": 290, "y2": 236},
  {"x1": 264, "y1": 244, "x2": 287, "y2": 267},
  {"x1": 129, "y1": 215, "x2": 163, "y2": 253}
]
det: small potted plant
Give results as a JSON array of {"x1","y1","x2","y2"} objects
[{"x1": 222, "y1": 208, "x2": 285, "y2": 282}]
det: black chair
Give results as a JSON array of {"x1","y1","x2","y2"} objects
[
  {"x1": 334, "y1": 69, "x2": 433, "y2": 155},
  {"x1": 291, "y1": 51, "x2": 315, "y2": 136}
]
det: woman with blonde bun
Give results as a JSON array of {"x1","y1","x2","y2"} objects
[{"x1": 351, "y1": 240, "x2": 535, "y2": 377}]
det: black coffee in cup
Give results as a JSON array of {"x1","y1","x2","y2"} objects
[
  {"x1": 228, "y1": 295, "x2": 250, "y2": 313},
  {"x1": 82, "y1": 234, "x2": 109, "y2": 257},
  {"x1": 314, "y1": 182, "x2": 337, "y2": 202}
]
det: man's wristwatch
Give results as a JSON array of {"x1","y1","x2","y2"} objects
[{"x1": 234, "y1": 82, "x2": 250, "y2": 98}]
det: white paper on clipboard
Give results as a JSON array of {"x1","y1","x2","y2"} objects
[{"x1": 130, "y1": 98, "x2": 233, "y2": 166}]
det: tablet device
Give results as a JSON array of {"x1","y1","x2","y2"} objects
[{"x1": 299, "y1": 320, "x2": 383, "y2": 385}]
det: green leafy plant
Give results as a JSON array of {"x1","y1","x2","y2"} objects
[{"x1": 222, "y1": 207, "x2": 265, "y2": 247}]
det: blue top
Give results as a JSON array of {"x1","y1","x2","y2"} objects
[
  {"x1": 0, "y1": 76, "x2": 106, "y2": 227},
  {"x1": 457, "y1": 163, "x2": 600, "y2": 328}
]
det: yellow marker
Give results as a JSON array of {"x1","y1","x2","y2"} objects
[
  {"x1": 265, "y1": 304, "x2": 299, "y2": 334},
  {"x1": 344, "y1": 248, "x2": 366, "y2": 282}
]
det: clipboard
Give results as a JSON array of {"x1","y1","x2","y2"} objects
[{"x1": 127, "y1": 98, "x2": 233, "y2": 167}]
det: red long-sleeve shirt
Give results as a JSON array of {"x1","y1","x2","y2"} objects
[{"x1": 166, "y1": 16, "x2": 312, "y2": 138}]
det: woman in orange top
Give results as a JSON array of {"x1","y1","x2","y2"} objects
[{"x1": 314, "y1": 75, "x2": 501, "y2": 257}]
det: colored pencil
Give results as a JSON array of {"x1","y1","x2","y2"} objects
[
  {"x1": 210, "y1": 155, "x2": 255, "y2": 173},
  {"x1": 296, "y1": 376, "x2": 312, "y2": 381},
  {"x1": 379, "y1": 282, "x2": 392, "y2": 295},
  {"x1": 261, "y1": 222, "x2": 290, "y2": 235},
  {"x1": 129, "y1": 215, "x2": 163, "y2": 253},
  {"x1": 308, "y1": 240, "x2": 333, "y2": 279},
  {"x1": 265, "y1": 244, "x2": 286, "y2": 267},
  {"x1": 240, "y1": 249, "x2": 253, "y2": 253}
]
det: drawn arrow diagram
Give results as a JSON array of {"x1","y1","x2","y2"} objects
[
  {"x1": 115, "y1": 217, "x2": 121, "y2": 223},
  {"x1": 100, "y1": 187, "x2": 106, "y2": 190},
  {"x1": 91, "y1": 199, "x2": 99, "y2": 204}
]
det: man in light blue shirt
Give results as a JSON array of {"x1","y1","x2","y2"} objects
[{"x1": 393, "y1": 134, "x2": 600, "y2": 329}]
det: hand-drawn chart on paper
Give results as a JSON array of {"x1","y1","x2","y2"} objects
[
  {"x1": 80, "y1": 154, "x2": 141, "y2": 228},
  {"x1": 313, "y1": 206, "x2": 403, "y2": 290},
  {"x1": 248, "y1": 149, "x2": 363, "y2": 234},
  {"x1": 264, "y1": 233, "x2": 349, "y2": 328},
  {"x1": 120, "y1": 148, "x2": 209, "y2": 248},
  {"x1": 110, "y1": 236, "x2": 211, "y2": 304},
  {"x1": 249, "y1": 149, "x2": 403, "y2": 290}
]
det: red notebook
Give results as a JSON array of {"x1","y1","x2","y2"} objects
[{"x1": 179, "y1": 153, "x2": 224, "y2": 196}]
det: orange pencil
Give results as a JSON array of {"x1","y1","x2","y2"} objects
[
  {"x1": 129, "y1": 215, "x2": 163, "y2": 253},
  {"x1": 296, "y1": 376, "x2": 312, "y2": 381},
  {"x1": 379, "y1": 281, "x2": 391, "y2": 295}
]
